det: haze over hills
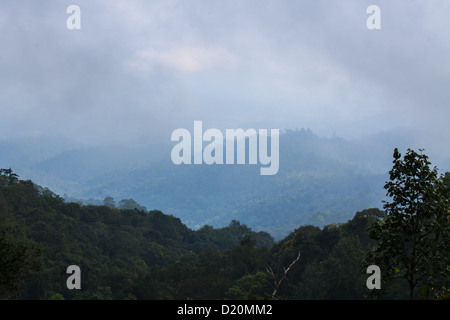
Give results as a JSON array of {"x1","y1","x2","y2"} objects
[
  {"x1": 1, "y1": 128, "x2": 448, "y2": 239},
  {"x1": 1, "y1": 1, "x2": 450, "y2": 241}
]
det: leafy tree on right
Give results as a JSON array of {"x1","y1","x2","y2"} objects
[{"x1": 365, "y1": 148, "x2": 450, "y2": 299}]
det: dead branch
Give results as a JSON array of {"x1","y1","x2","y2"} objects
[{"x1": 267, "y1": 251, "x2": 301, "y2": 298}]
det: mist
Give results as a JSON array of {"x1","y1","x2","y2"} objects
[{"x1": 0, "y1": 0, "x2": 449, "y2": 162}]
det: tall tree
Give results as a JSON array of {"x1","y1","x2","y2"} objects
[
  {"x1": 365, "y1": 148, "x2": 450, "y2": 299},
  {"x1": 0, "y1": 168, "x2": 19, "y2": 187},
  {"x1": 103, "y1": 196, "x2": 116, "y2": 208}
]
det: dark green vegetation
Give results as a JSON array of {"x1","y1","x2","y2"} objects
[
  {"x1": 1, "y1": 148, "x2": 449, "y2": 300},
  {"x1": 365, "y1": 149, "x2": 450, "y2": 299},
  {"x1": 0, "y1": 171, "x2": 374, "y2": 300}
]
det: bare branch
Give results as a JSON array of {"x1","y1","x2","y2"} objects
[{"x1": 268, "y1": 251, "x2": 301, "y2": 299}]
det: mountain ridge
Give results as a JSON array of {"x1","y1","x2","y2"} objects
[{"x1": 1, "y1": 128, "x2": 446, "y2": 239}]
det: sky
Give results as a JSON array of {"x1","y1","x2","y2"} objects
[{"x1": 1, "y1": 0, "x2": 449, "y2": 158}]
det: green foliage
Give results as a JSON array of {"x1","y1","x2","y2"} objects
[
  {"x1": 0, "y1": 170, "x2": 275, "y2": 299},
  {"x1": 364, "y1": 149, "x2": 450, "y2": 299},
  {"x1": 226, "y1": 272, "x2": 273, "y2": 300},
  {"x1": 1, "y1": 158, "x2": 447, "y2": 300},
  {"x1": 267, "y1": 211, "x2": 381, "y2": 300},
  {"x1": 0, "y1": 229, "x2": 42, "y2": 299},
  {"x1": 0, "y1": 168, "x2": 19, "y2": 188}
]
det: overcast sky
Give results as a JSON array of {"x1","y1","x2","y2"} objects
[{"x1": 1, "y1": 1, "x2": 449, "y2": 158}]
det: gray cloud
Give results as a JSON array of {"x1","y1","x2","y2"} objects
[{"x1": 0, "y1": 0, "x2": 449, "y2": 159}]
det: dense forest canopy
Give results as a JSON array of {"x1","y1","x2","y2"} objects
[{"x1": 0, "y1": 148, "x2": 449, "y2": 300}]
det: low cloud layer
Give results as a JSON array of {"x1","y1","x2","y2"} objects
[{"x1": 0, "y1": 1, "x2": 449, "y2": 159}]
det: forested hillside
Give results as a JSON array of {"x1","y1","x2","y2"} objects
[
  {"x1": 0, "y1": 173, "x2": 273, "y2": 299},
  {"x1": 0, "y1": 171, "x2": 376, "y2": 299},
  {"x1": 2, "y1": 164, "x2": 448, "y2": 300}
]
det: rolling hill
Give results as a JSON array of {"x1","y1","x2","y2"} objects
[{"x1": 2, "y1": 128, "x2": 444, "y2": 239}]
